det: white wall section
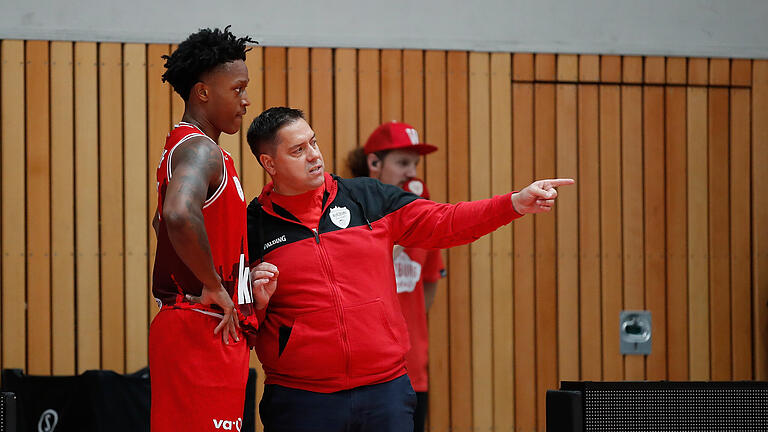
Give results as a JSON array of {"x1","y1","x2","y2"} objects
[{"x1": 1, "y1": 0, "x2": 766, "y2": 58}]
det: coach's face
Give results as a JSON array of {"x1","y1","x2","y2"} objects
[
  {"x1": 262, "y1": 118, "x2": 325, "y2": 195},
  {"x1": 202, "y1": 60, "x2": 250, "y2": 135}
]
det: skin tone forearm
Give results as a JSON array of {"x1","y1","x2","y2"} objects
[
  {"x1": 152, "y1": 209, "x2": 160, "y2": 238},
  {"x1": 424, "y1": 281, "x2": 438, "y2": 312},
  {"x1": 163, "y1": 139, "x2": 240, "y2": 343}
]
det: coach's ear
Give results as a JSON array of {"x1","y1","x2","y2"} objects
[{"x1": 260, "y1": 153, "x2": 276, "y2": 176}]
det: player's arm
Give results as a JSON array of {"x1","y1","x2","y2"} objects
[
  {"x1": 424, "y1": 281, "x2": 438, "y2": 312},
  {"x1": 152, "y1": 209, "x2": 160, "y2": 237},
  {"x1": 162, "y1": 137, "x2": 240, "y2": 344}
]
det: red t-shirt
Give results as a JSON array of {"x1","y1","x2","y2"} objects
[{"x1": 395, "y1": 247, "x2": 445, "y2": 392}]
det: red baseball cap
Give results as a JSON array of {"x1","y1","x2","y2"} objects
[
  {"x1": 402, "y1": 177, "x2": 430, "y2": 200},
  {"x1": 363, "y1": 121, "x2": 438, "y2": 155}
]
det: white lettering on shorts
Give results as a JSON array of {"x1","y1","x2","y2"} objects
[{"x1": 213, "y1": 417, "x2": 242, "y2": 431}]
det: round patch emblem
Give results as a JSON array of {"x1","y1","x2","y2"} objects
[{"x1": 407, "y1": 179, "x2": 424, "y2": 197}]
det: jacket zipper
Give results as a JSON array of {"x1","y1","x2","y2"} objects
[{"x1": 313, "y1": 230, "x2": 352, "y2": 383}]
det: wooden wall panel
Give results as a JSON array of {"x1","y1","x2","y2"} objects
[
  {"x1": 534, "y1": 55, "x2": 558, "y2": 428},
  {"x1": 490, "y1": 52, "x2": 514, "y2": 431},
  {"x1": 309, "y1": 48, "x2": 334, "y2": 174},
  {"x1": 578, "y1": 81, "x2": 602, "y2": 381},
  {"x1": 334, "y1": 49, "x2": 357, "y2": 178},
  {"x1": 556, "y1": 55, "x2": 580, "y2": 386},
  {"x1": 730, "y1": 85, "x2": 752, "y2": 380},
  {"x1": 241, "y1": 46, "x2": 265, "y2": 198},
  {"x1": 753, "y1": 60, "x2": 768, "y2": 380},
  {"x1": 50, "y1": 41, "x2": 77, "y2": 375},
  {"x1": 99, "y1": 42, "x2": 126, "y2": 373},
  {"x1": 381, "y1": 49, "x2": 402, "y2": 123},
  {"x1": 688, "y1": 85, "x2": 710, "y2": 380},
  {"x1": 74, "y1": 41, "x2": 101, "y2": 372},
  {"x1": 358, "y1": 49, "x2": 380, "y2": 144},
  {"x1": 403, "y1": 50, "x2": 425, "y2": 180},
  {"x1": 665, "y1": 59, "x2": 689, "y2": 381},
  {"x1": 25, "y1": 40, "x2": 52, "y2": 375},
  {"x1": 708, "y1": 86, "x2": 731, "y2": 380},
  {"x1": 644, "y1": 83, "x2": 667, "y2": 380},
  {"x1": 146, "y1": 44, "x2": 170, "y2": 325},
  {"x1": 468, "y1": 51, "x2": 492, "y2": 432},
  {"x1": 446, "y1": 50, "x2": 472, "y2": 431},
  {"x1": 424, "y1": 50, "x2": 450, "y2": 432},
  {"x1": 124, "y1": 43, "x2": 149, "y2": 373},
  {"x1": 599, "y1": 76, "x2": 624, "y2": 381},
  {"x1": 287, "y1": 47, "x2": 310, "y2": 117},
  {"x1": 2, "y1": 40, "x2": 27, "y2": 371},
  {"x1": 512, "y1": 52, "x2": 536, "y2": 432}
]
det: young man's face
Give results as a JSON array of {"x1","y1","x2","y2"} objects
[
  {"x1": 370, "y1": 149, "x2": 421, "y2": 188},
  {"x1": 263, "y1": 118, "x2": 325, "y2": 195},
  {"x1": 203, "y1": 60, "x2": 250, "y2": 135}
]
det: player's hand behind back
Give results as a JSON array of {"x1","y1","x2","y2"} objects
[{"x1": 186, "y1": 281, "x2": 241, "y2": 345}]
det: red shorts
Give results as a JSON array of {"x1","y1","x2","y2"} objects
[{"x1": 149, "y1": 308, "x2": 249, "y2": 432}]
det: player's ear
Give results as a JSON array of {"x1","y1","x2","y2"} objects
[{"x1": 192, "y1": 82, "x2": 209, "y2": 103}]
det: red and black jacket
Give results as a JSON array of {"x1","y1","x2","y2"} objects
[{"x1": 247, "y1": 172, "x2": 522, "y2": 393}]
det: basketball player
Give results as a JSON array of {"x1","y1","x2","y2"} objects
[{"x1": 149, "y1": 27, "x2": 277, "y2": 432}]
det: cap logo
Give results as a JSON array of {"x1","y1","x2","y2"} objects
[{"x1": 405, "y1": 128, "x2": 419, "y2": 145}]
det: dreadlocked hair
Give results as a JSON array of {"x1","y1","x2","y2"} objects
[{"x1": 162, "y1": 26, "x2": 257, "y2": 101}]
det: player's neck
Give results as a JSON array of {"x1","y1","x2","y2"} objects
[{"x1": 181, "y1": 110, "x2": 221, "y2": 144}]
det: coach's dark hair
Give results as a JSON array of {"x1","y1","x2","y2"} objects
[
  {"x1": 247, "y1": 107, "x2": 306, "y2": 166},
  {"x1": 346, "y1": 148, "x2": 391, "y2": 178},
  {"x1": 162, "y1": 26, "x2": 256, "y2": 101}
]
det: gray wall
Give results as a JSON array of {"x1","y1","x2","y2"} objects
[{"x1": 2, "y1": 0, "x2": 767, "y2": 58}]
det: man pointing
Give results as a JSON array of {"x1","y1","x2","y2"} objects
[{"x1": 245, "y1": 107, "x2": 573, "y2": 432}]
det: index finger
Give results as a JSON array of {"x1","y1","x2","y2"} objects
[
  {"x1": 545, "y1": 178, "x2": 575, "y2": 187},
  {"x1": 256, "y1": 262, "x2": 279, "y2": 273}
]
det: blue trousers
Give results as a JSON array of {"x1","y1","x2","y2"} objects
[{"x1": 259, "y1": 374, "x2": 417, "y2": 432}]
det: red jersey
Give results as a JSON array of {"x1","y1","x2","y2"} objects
[
  {"x1": 152, "y1": 122, "x2": 257, "y2": 329},
  {"x1": 395, "y1": 248, "x2": 444, "y2": 392}
]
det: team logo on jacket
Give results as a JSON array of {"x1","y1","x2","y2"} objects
[{"x1": 329, "y1": 206, "x2": 351, "y2": 228}]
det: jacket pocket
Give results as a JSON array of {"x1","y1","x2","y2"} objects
[
  {"x1": 276, "y1": 308, "x2": 346, "y2": 381},
  {"x1": 344, "y1": 299, "x2": 407, "y2": 378}
]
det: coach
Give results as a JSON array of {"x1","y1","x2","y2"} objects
[{"x1": 245, "y1": 107, "x2": 573, "y2": 432}]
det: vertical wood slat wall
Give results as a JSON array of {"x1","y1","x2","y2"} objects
[{"x1": 1, "y1": 40, "x2": 767, "y2": 432}]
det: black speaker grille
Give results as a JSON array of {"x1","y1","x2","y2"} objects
[{"x1": 583, "y1": 388, "x2": 768, "y2": 431}]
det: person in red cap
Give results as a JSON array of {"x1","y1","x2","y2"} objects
[
  {"x1": 245, "y1": 107, "x2": 573, "y2": 432},
  {"x1": 347, "y1": 121, "x2": 445, "y2": 432}
]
